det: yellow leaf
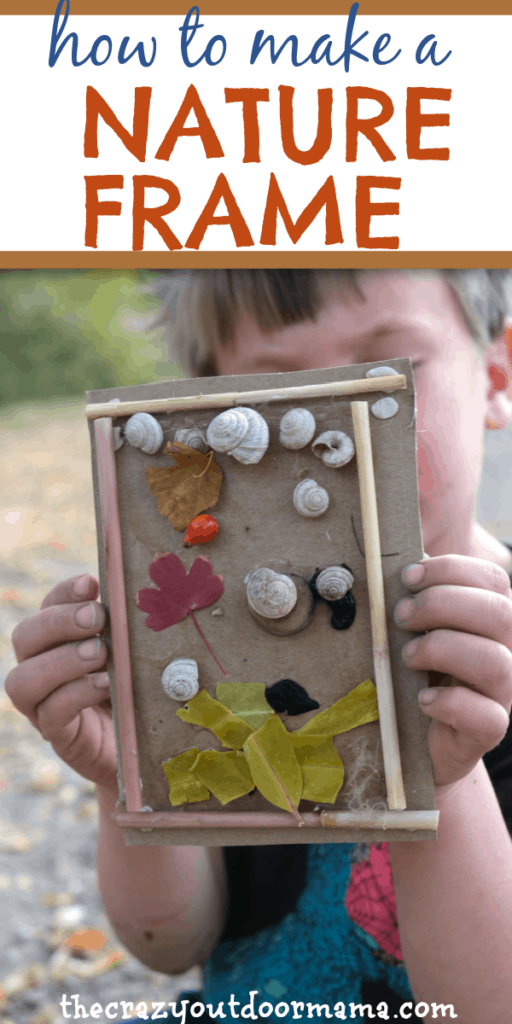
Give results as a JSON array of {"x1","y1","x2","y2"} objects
[
  {"x1": 216, "y1": 682, "x2": 274, "y2": 731},
  {"x1": 243, "y1": 716, "x2": 303, "y2": 820},
  {"x1": 162, "y1": 749, "x2": 210, "y2": 805},
  {"x1": 146, "y1": 446, "x2": 222, "y2": 532},
  {"x1": 290, "y1": 733, "x2": 345, "y2": 803},
  {"x1": 297, "y1": 679, "x2": 379, "y2": 738},
  {"x1": 176, "y1": 689, "x2": 253, "y2": 748},
  {"x1": 191, "y1": 749, "x2": 254, "y2": 805}
]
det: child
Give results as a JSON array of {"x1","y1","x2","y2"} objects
[{"x1": 7, "y1": 270, "x2": 512, "y2": 1023}]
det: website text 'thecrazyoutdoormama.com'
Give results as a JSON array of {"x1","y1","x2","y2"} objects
[{"x1": 59, "y1": 993, "x2": 458, "y2": 1020}]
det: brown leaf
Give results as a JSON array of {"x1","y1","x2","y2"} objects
[{"x1": 146, "y1": 443, "x2": 223, "y2": 531}]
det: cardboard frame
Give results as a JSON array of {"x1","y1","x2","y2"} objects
[{"x1": 87, "y1": 361, "x2": 438, "y2": 845}]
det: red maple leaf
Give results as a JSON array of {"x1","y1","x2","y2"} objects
[{"x1": 135, "y1": 553, "x2": 226, "y2": 675}]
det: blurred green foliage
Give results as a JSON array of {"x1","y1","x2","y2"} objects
[{"x1": 0, "y1": 270, "x2": 183, "y2": 407}]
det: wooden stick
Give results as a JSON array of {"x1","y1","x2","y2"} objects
[
  {"x1": 85, "y1": 375, "x2": 406, "y2": 420},
  {"x1": 112, "y1": 809, "x2": 438, "y2": 831},
  {"x1": 321, "y1": 809, "x2": 438, "y2": 830},
  {"x1": 94, "y1": 418, "x2": 142, "y2": 813},
  {"x1": 351, "y1": 401, "x2": 407, "y2": 811}
]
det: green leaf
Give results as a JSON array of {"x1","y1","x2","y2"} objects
[
  {"x1": 176, "y1": 689, "x2": 253, "y2": 748},
  {"x1": 290, "y1": 733, "x2": 345, "y2": 803},
  {"x1": 297, "y1": 679, "x2": 379, "y2": 738},
  {"x1": 216, "y1": 682, "x2": 274, "y2": 731},
  {"x1": 243, "y1": 715, "x2": 303, "y2": 821},
  {"x1": 191, "y1": 749, "x2": 254, "y2": 805},
  {"x1": 162, "y1": 748, "x2": 210, "y2": 806}
]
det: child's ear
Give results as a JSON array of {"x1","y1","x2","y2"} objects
[{"x1": 484, "y1": 324, "x2": 512, "y2": 430}]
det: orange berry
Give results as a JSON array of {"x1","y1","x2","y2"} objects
[{"x1": 183, "y1": 515, "x2": 219, "y2": 548}]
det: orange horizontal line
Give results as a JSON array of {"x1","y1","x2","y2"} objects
[{"x1": 0, "y1": 252, "x2": 511, "y2": 269}]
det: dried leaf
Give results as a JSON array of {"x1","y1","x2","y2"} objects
[
  {"x1": 146, "y1": 444, "x2": 222, "y2": 531},
  {"x1": 216, "y1": 681, "x2": 274, "y2": 731},
  {"x1": 136, "y1": 553, "x2": 224, "y2": 631},
  {"x1": 162, "y1": 748, "x2": 210, "y2": 805},
  {"x1": 191, "y1": 749, "x2": 254, "y2": 804},
  {"x1": 243, "y1": 715, "x2": 303, "y2": 820},
  {"x1": 65, "y1": 928, "x2": 106, "y2": 953},
  {"x1": 176, "y1": 689, "x2": 252, "y2": 748},
  {"x1": 64, "y1": 950, "x2": 127, "y2": 978},
  {"x1": 297, "y1": 679, "x2": 378, "y2": 738},
  {"x1": 290, "y1": 733, "x2": 345, "y2": 803}
]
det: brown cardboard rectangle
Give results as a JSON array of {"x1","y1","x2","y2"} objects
[{"x1": 87, "y1": 358, "x2": 436, "y2": 845}]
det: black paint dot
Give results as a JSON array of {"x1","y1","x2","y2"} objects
[
  {"x1": 265, "y1": 679, "x2": 320, "y2": 716},
  {"x1": 329, "y1": 592, "x2": 356, "y2": 631}
]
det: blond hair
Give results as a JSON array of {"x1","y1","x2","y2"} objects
[{"x1": 151, "y1": 269, "x2": 512, "y2": 378}]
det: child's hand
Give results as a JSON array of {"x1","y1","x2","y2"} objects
[
  {"x1": 397, "y1": 555, "x2": 512, "y2": 788},
  {"x1": 6, "y1": 574, "x2": 118, "y2": 792}
]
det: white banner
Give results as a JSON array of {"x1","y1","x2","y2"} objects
[{"x1": 0, "y1": 4, "x2": 510, "y2": 252}]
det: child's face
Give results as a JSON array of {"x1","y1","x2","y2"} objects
[{"x1": 215, "y1": 273, "x2": 499, "y2": 556}]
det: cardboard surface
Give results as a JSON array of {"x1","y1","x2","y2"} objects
[{"x1": 87, "y1": 359, "x2": 436, "y2": 845}]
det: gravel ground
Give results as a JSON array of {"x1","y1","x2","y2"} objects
[
  {"x1": 0, "y1": 400, "x2": 200, "y2": 1024},
  {"x1": 1, "y1": 397, "x2": 510, "y2": 1024}
]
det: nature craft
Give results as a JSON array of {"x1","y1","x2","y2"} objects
[
  {"x1": 88, "y1": 361, "x2": 438, "y2": 841},
  {"x1": 162, "y1": 679, "x2": 379, "y2": 822}
]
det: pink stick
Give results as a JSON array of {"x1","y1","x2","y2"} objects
[
  {"x1": 189, "y1": 610, "x2": 228, "y2": 677},
  {"x1": 94, "y1": 418, "x2": 142, "y2": 813}
]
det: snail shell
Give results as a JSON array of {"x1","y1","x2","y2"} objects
[
  {"x1": 161, "y1": 658, "x2": 199, "y2": 701},
  {"x1": 312, "y1": 430, "x2": 354, "y2": 469},
  {"x1": 245, "y1": 568, "x2": 297, "y2": 619},
  {"x1": 293, "y1": 478, "x2": 330, "y2": 518},
  {"x1": 206, "y1": 407, "x2": 269, "y2": 465},
  {"x1": 108, "y1": 399, "x2": 124, "y2": 451},
  {"x1": 113, "y1": 427, "x2": 124, "y2": 452},
  {"x1": 366, "y1": 366, "x2": 400, "y2": 378},
  {"x1": 371, "y1": 397, "x2": 399, "y2": 420},
  {"x1": 125, "y1": 413, "x2": 163, "y2": 454},
  {"x1": 173, "y1": 427, "x2": 208, "y2": 452},
  {"x1": 316, "y1": 565, "x2": 354, "y2": 602},
  {"x1": 279, "y1": 408, "x2": 316, "y2": 450}
]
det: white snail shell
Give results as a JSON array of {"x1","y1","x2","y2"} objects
[
  {"x1": 293, "y1": 478, "x2": 330, "y2": 518},
  {"x1": 125, "y1": 413, "x2": 164, "y2": 454},
  {"x1": 365, "y1": 366, "x2": 400, "y2": 378},
  {"x1": 245, "y1": 568, "x2": 297, "y2": 619},
  {"x1": 113, "y1": 427, "x2": 124, "y2": 452},
  {"x1": 108, "y1": 399, "x2": 124, "y2": 451},
  {"x1": 316, "y1": 566, "x2": 354, "y2": 602},
  {"x1": 161, "y1": 658, "x2": 199, "y2": 701},
  {"x1": 279, "y1": 408, "x2": 316, "y2": 450},
  {"x1": 312, "y1": 431, "x2": 354, "y2": 469},
  {"x1": 173, "y1": 427, "x2": 208, "y2": 452},
  {"x1": 206, "y1": 407, "x2": 269, "y2": 465},
  {"x1": 371, "y1": 397, "x2": 399, "y2": 420}
]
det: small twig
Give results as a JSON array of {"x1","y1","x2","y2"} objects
[
  {"x1": 189, "y1": 610, "x2": 228, "y2": 677},
  {"x1": 351, "y1": 512, "x2": 398, "y2": 558},
  {"x1": 193, "y1": 451, "x2": 214, "y2": 478},
  {"x1": 351, "y1": 513, "x2": 365, "y2": 558}
]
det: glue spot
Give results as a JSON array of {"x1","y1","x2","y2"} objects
[{"x1": 265, "y1": 680, "x2": 320, "y2": 716}]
